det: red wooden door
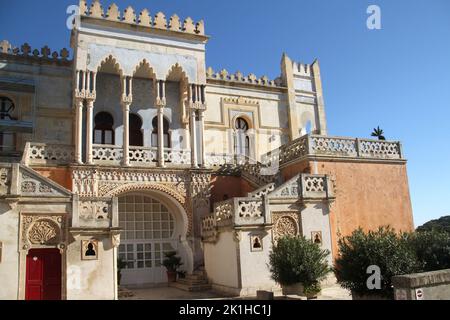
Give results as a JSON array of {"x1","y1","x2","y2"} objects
[{"x1": 25, "y1": 249, "x2": 62, "y2": 300}]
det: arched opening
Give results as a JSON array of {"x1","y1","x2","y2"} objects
[
  {"x1": 234, "y1": 117, "x2": 250, "y2": 158},
  {"x1": 129, "y1": 114, "x2": 143, "y2": 147},
  {"x1": 151, "y1": 116, "x2": 170, "y2": 148},
  {"x1": 94, "y1": 112, "x2": 114, "y2": 145},
  {"x1": 117, "y1": 192, "x2": 188, "y2": 286},
  {"x1": 0, "y1": 96, "x2": 17, "y2": 152}
]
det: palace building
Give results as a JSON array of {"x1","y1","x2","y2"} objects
[{"x1": 0, "y1": 1, "x2": 414, "y2": 300}]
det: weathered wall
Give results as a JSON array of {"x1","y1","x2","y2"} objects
[
  {"x1": 314, "y1": 160, "x2": 414, "y2": 258},
  {"x1": 33, "y1": 167, "x2": 72, "y2": 191},
  {"x1": 210, "y1": 176, "x2": 255, "y2": 208},
  {"x1": 0, "y1": 204, "x2": 19, "y2": 300},
  {"x1": 203, "y1": 231, "x2": 239, "y2": 293},
  {"x1": 393, "y1": 269, "x2": 450, "y2": 300},
  {"x1": 238, "y1": 229, "x2": 279, "y2": 296},
  {"x1": 66, "y1": 235, "x2": 116, "y2": 300}
]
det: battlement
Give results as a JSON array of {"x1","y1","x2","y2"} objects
[
  {"x1": 206, "y1": 67, "x2": 283, "y2": 88},
  {"x1": 0, "y1": 40, "x2": 71, "y2": 64},
  {"x1": 292, "y1": 61, "x2": 313, "y2": 77},
  {"x1": 79, "y1": 0, "x2": 205, "y2": 37}
]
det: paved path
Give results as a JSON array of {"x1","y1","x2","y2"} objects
[{"x1": 119, "y1": 285, "x2": 352, "y2": 300}]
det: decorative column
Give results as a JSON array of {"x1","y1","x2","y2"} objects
[
  {"x1": 155, "y1": 80, "x2": 166, "y2": 168},
  {"x1": 190, "y1": 109, "x2": 198, "y2": 168},
  {"x1": 122, "y1": 77, "x2": 132, "y2": 167},
  {"x1": 74, "y1": 99, "x2": 84, "y2": 164},
  {"x1": 199, "y1": 110, "x2": 206, "y2": 168},
  {"x1": 157, "y1": 106, "x2": 165, "y2": 167},
  {"x1": 85, "y1": 99, "x2": 94, "y2": 165}
]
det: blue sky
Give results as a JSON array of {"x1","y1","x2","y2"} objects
[{"x1": 1, "y1": 0, "x2": 449, "y2": 226}]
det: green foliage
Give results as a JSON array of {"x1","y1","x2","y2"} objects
[
  {"x1": 371, "y1": 126, "x2": 386, "y2": 140},
  {"x1": 417, "y1": 216, "x2": 450, "y2": 234},
  {"x1": 334, "y1": 227, "x2": 420, "y2": 298},
  {"x1": 162, "y1": 251, "x2": 183, "y2": 272},
  {"x1": 407, "y1": 230, "x2": 450, "y2": 272},
  {"x1": 269, "y1": 236, "x2": 331, "y2": 291},
  {"x1": 117, "y1": 258, "x2": 127, "y2": 286}
]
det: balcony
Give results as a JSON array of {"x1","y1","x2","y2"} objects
[{"x1": 261, "y1": 134, "x2": 404, "y2": 166}]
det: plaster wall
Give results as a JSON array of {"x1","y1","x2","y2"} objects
[{"x1": 0, "y1": 204, "x2": 19, "y2": 300}]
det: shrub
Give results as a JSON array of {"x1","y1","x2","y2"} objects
[
  {"x1": 334, "y1": 227, "x2": 420, "y2": 298},
  {"x1": 269, "y1": 236, "x2": 331, "y2": 292},
  {"x1": 162, "y1": 251, "x2": 183, "y2": 272},
  {"x1": 408, "y1": 230, "x2": 450, "y2": 272}
]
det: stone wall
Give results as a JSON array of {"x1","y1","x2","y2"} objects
[
  {"x1": 315, "y1": 160, "x2": 414, "y2": 259},
  {"x1": 393, "y1": 269, "x2": 450, "y2": 300}
]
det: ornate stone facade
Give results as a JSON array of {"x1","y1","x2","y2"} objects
[{"x1": 21, "y1": 214, "x2": 66, "y2": 250}]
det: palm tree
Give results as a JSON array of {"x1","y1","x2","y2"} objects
[{"x1": 371, "y1": 126, "x2": 386, "y2": 140}]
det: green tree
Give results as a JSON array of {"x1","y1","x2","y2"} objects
[
  {"x1": 408, "y1": 230, "x2": 450, "y2": 272},
  {"x1": 416, "y1": 216, "x2": 450, "y2": 234},
  {"x1": 335, "y1": 227, "x2": 420, "y2": 298}
]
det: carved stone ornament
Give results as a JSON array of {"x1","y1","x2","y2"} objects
[
  {"x1": 0, "y1": 168, "x2": 9, "y2": 187},
  {"x1": 112, "y1": 234, "x2": 121, "y2": 248},
  {"x1": 80, "y1": 201, "x2": 110, "y2": 220},
  {"x1": 21, "y1": 215, "x2": 65, "y2": 249},
  {"x1": 272, "y1": 213, "x2": 300, "y2": 242},
  {"x1": 28, "y1": 220, "x2": 59, "y2": 245}
]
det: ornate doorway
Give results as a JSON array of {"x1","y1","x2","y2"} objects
[
  {"x1": 118, "y1": 193, "x2": 178, "y2": 286},
  {"x1": 25, "y1": 249, "x2": 62, "y2": 300}
]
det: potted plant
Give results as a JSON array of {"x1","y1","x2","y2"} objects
[
  {"x1": 335, "y1": 227, "x2": 421, "y2": 300},
  {"x1": 117, "y1": 258, "x2": 127, "y2": 286},
  {"x1": 269, "y1": 236, "x2": 331, "y2": 299},
  {"x1": 162, "y1": 251, "x2": 183, "y2": 283}
]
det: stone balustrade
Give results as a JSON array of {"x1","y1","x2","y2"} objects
[
  {"x1": 262, "y1": 134, "x2": 404, "y2": 166},
  {"x1": 211, "y1": 197, "x2": 269, "y2": 228},
  {"x1": 22, "y1": 142, "x2": 74, "y2": 166},
  {"x1": 268, "y1": 173, "x2": 333, "y2": 200},
  {"x1": 204, "y1": 153, "x2": 234, "y2": 167},
  {"x1": 93, "y1": 144, "x2": 123, "y2": 165}
]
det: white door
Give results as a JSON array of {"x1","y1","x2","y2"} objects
[{"x1": 118, "y1": 194, "x2": 177, "y2": 286}]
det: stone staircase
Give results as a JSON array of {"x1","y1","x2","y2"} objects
[{"x1": 169, "y1": 269, "x2": 212, "y2": 292}]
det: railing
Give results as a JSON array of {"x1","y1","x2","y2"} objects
[
  {"x1": 268, "y1": 173, "x2": 333, "y2": 200},
  {"x1": 205, "y1": 153, "x2": 234, "y2": 167},
  {"x1": 164, "y1": 149, "x2": 191, "y2": 165},
  {"x1": 262, "y1": 134, "x2": 403, "y2": 166},
  {"x1": 93, "y1": 145, "x2": 191, "y2": 166},
  {"x1": 211, "y1": 197, "x2": 267, "y2": 228},
  {"x1": 129, "y1": 146, "x2": 157, "y2": 165},
  {"x1": 22, "y1": 142, "x2": 74, "y2": 166},
  {"x1": 93, "y1": 144, "x2": 123, "y2": 165}
]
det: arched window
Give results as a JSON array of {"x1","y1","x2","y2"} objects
[
  {"x1": 129, "y1": 114, "x2": 143, "y2": 147},
  {"x1": 234, "y1": 117, "x2": 250, "y2": 158},
  {"x1": 94, "y1": 112, "x2": 114, "y2": 145},
  {"x1": 0, "y1": 96, "x2": 17, "y2": 152},
  {"x1": 151, "y1": 116, "x2": 170, "y2": 148}
]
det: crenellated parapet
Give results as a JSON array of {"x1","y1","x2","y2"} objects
[
  {"x1": 0, "y1": 40, "x2": 71, "y2": 65},
  {"x1": 79, "y1": 0, "x2": 206, "y2": 36},
  {"x1": 206, "y1": 67, "x2": 283, "y2": 88}
]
